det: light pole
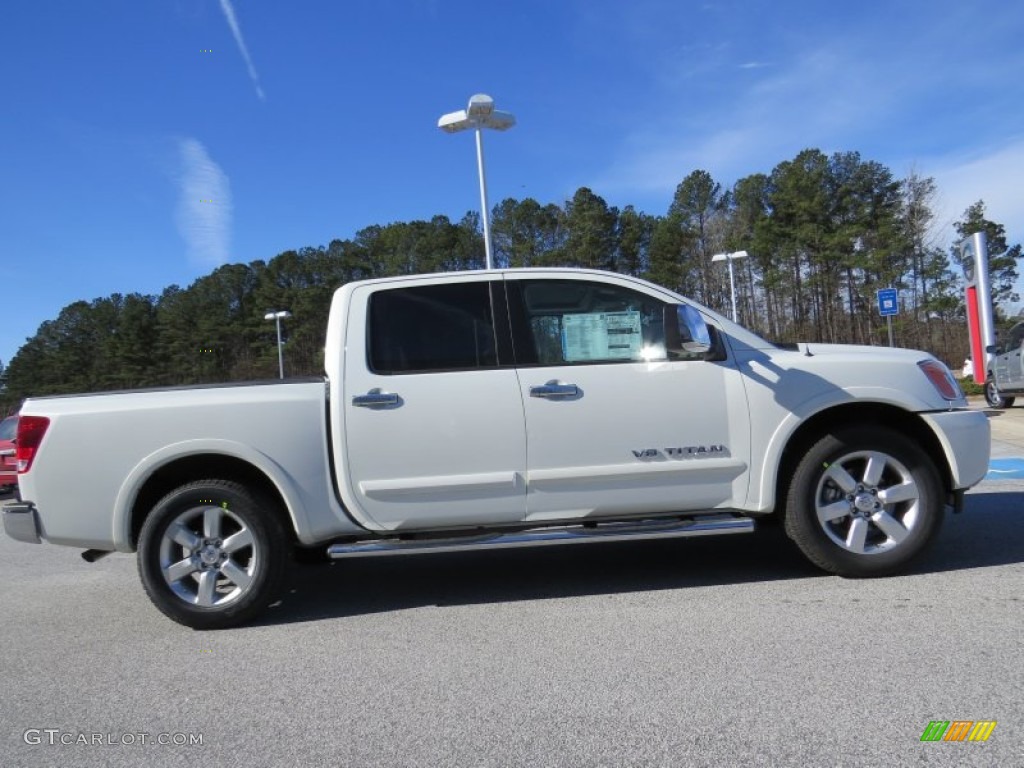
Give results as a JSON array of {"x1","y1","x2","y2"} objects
[
  {"x1": 438, "y1": 94, "x2": 516, "y2": 270},
  {"x1": 711, "y1": 250, "x2": 748, "y2": 322},
  {"x1": 264, "y1": 310, "x2": 291, "y2": 379}
]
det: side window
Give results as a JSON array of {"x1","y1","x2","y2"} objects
[
  {"x1": 368, "y1": 282, "x2": 498, "y2": 374},
  {"x1": 509, "y1": 280, "x2": 668, "y2": 365}
]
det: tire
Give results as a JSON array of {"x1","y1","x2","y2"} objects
[
  {"x1": 783, "y1": 427, "x2": 944, "y2": 577},
  {"x1": 137, "y1": 479, "x2": 290, "y2": 629},
  {"x1": 984, "y1": 378, "x2": 1015, "y2": 408}
]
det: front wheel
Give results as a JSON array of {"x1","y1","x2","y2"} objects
[
  {"x1": 984, "y1": 378, "x2": 1015, "y2": 408},
  {"x1": 784, "y1": 427, "x2": 944, "y2": 577},
  {"x1": 138, "y1": 480, "x2": 290, "y2": 629}
]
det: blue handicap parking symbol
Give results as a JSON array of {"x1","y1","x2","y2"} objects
[{"x1": 985, "y1": 457, "x2": 1024, "y2": 480}]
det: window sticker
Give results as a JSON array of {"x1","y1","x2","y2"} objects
[{"x1": 561, "y1": 311, "x2": 642, "y2": 361}]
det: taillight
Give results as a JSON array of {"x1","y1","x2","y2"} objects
[
  {"x1": 918, "y1": 360, "x2": 962, "y2": 401},
  {"x1": 16, "y1": 416, "x2": 50, "y2": 473}
]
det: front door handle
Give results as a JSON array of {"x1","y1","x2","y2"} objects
[
  {"x1": 352, "y1": 388, "x2": 400, "y2": 408},
  {"x1": 529, "y1": 380, "x2": 580, "y2": 399}
]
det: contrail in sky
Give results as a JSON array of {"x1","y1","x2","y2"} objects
[
  {"x1": 218, "y1": 0, "x2": 265, "y2": 100},
  {"x1": 176, "y1": 138, "x2": 232, "y2": 267}
]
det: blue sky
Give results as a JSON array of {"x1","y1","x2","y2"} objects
[{"x1": 3, "y1": 0, "x2": 1024, "y2": 368}]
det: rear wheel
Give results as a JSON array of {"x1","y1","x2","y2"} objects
[
  {"x1": 138, "y1": 479, "x2": 289, "y2": 629},
  {"x1": 784, "y1": 427, "x2": 944, "y2": 577},
  {"x1": 984, "y1": 378, "x2": 1015, "y2": 408}
]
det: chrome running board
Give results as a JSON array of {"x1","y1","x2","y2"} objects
[{"x1": 326, "y1": 514, "x2": 753, "y2": 559}]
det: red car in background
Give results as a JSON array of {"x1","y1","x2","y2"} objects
[{"x1": 0, "y1": 415, "x2": 17, "y2": 495}]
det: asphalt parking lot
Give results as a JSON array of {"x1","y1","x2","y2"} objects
[{"x1": 1, "y1": 402, "x2": 1022, "y2": 767}]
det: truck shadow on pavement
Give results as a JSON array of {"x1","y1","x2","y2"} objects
[
  {"x1": 919, "y1": 490, "x2": 1024, "y2": 573},
  {"x1": 257, "y1": 491, "x2": 1024, "y2": 626},
  {"x1": 260, "y1": 525, "x2": 813, "y2": 626}
]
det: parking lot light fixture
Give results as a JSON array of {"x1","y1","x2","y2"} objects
[
  {"x1": 711, "y1": 250, "x2": 748, "y2": 322},
  {"x1": 438, "y1": 94, "x2": 516, "y2": 270},
  {"x1": 264, "y1": 310, "x2": 292, "y2": 379}
]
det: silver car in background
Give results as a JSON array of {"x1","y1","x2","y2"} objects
[{"x1": 985, "y1": 321, "x2": 1024, "y2": 408}]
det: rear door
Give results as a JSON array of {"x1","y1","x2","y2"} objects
[
  {"x1": 339, "y1": 277, "x2": 527, "y2": 531},
  {"x1": 506, "y1": 276, "x2": 751, "y2": 523}
]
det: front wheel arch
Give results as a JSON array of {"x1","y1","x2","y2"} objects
[
  {"x1": 984, "y1": 377, "x2": 1015, "y2": 408},
  {"x1": 773, "y1": 404, "x2": 952, "y2": 520},
  {"x1": 783, "y1": 426, "x2": 944, "y2": 576}
]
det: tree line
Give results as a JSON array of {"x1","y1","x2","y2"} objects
[{"x1": 1, "y1": 147, "x2": 1020, "y2": 411}]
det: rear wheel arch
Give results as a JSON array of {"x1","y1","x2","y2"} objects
[
  {"x1": 129, "y1": 454, "x2": 297, "y2": 551},
  {"x1": 137, "y1": 478, "x2": 291, "y2": 628}
]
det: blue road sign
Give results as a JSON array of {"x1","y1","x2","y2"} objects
[{"x1": 877, "y1": 288, "x2": 898, "y2": 317}]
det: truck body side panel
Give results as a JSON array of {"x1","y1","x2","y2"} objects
[{"x1": 18, "y1": 380, "x2": 365, "y2": 550}]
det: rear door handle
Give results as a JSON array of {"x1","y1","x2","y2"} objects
[
  {"x1": 529, "y1": 380, "x2": 580, "y2": 399},
  {"x1": 352, "y1": 388, "x2": 400, "y2": 408}
]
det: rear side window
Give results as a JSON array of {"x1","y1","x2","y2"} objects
[{"x1": 368, "y1": 282, "x2": 498, "y2": 374}]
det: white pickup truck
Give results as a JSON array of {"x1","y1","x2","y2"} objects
[{"x1": 4, "y1": 268, "x2": 990, "y2": 629}]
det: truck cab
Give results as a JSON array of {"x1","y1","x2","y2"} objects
[{"x1": 329, "y1": 270, "x2": 752, "y2": 531}]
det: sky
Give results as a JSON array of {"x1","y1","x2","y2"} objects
[{"x1": 3, "y1": 0, "x2": 1024, "y2": 368}]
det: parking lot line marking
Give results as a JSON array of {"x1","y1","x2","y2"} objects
[{"x1": 985, "y1": 457, "x2": 1024, "y2": 480}]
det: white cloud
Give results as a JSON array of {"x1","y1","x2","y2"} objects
[
  {"x1": 592, "y1": 44, "x2": 885, "y2": 201},
  {"x1": 218, "y1": 0, "x2": 265, "y2": 100},
  {"x1": 594, "y1": 32, "x2": 1024, "y2": 245},
  {"x1": 175, "y1": 138, "x2": 232, "y2": 267},
  {"x1": 926, "y1": 139, "x2": 1024, "y2": 249},
  {"x1": 925, "y1": 140, "x2": 1024, "y2": 309}
]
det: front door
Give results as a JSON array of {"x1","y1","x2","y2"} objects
[
  {"x1": 1008, "y1": 324, "x2": 1024, "y2": 389},
  {"x1": 506, "y1": 276, "x2": 751, "y2": 522}
]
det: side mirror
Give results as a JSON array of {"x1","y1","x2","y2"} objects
[
  {"x1": 664, "y1": 304, "x2": 711, "y2": 355},
  {"x1": 985, "y1": 344, "x2": 998, "y2": 354}
]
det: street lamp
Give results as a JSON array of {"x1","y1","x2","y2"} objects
[
  {"x1": 711, "y1": 250, "x2": 748, "y2": 322},
  {"x1": 264, "y1": 310, "x2": 291, "y2": 379},
  {"x1": 438, "y1": 94, "x2": 516, "y2": 270}
]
